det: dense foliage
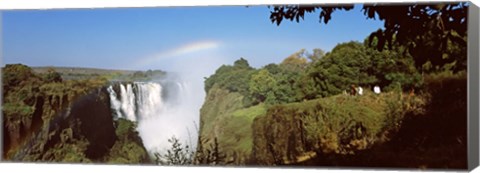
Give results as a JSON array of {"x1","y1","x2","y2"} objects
[
  {"x1": 204, "y1": 58, "x2": 255, "y2": 95},
  {"x1": 204, "y1": 37, "x2": 424, "y2": 106},
  {"x1": 107, "y1": 119, "x2": 149, "y2": 164}
]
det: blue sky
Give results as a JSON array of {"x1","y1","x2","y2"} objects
[{"x1": 2, "y1": 5, "x2": 384, "y2": 73}]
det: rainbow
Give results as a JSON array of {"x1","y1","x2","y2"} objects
[{"x1": 133, "y1": 40, "x2": 221, "y2": 69}]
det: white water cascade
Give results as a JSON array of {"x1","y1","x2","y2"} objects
[{"x1": 106, "y1": 81, "x2": 199, "y2": 156}]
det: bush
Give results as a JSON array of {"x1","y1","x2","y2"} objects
[
  {"x1": 251, "y1": 92, "x2": 412, "y2": 164},
  {"x1": 43, "y1": 68, "x2": 63, "y2": 83},
  {"x1": 2, "y1": 64, "x2": 36, "y2": 90},
  {"x1": 154, "y1": 136, "x2": 194, "y2": 165}
]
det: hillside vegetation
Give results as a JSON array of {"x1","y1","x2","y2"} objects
[{"x1": 196, "y1": 35, "x2": 466, "y2": 169}]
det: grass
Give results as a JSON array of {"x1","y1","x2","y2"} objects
[
  {"x1": 220, "y1": 104, "x2": 267, "y2": 155},
  {"x1": 198, "y1": 85, "x2": 269, "y2": 164},
  {"x1": 232, "y1": 104, "x2": 267, "y2": 123},
  {"x1": 198, "y1": 84, "x2": 245, "y2": 140}
]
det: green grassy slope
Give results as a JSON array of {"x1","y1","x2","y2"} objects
[{"x1": 198, "y1": 82, "x2": 413, "y2": 165}]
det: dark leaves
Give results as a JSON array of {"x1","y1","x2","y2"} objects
[{"x1": 269, "y1": 5, "x2": 353, "y2": 26}]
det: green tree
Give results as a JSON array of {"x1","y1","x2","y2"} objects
[
  {"x1": 305, "y1": 40, "x2": 422, "y2": 96},
  {"x1": 295, "y1": 72, "x2": 320, "y2": 100},
  {"x1": 307, "y1": 48, "x2": 325, "y2": 63},
  {"x1": 2, "y1": 64, "x2": 37, "y2": 93},
  {"x1": 249, "y1": 69, "x2": 277, "y2": 104},
  {"x1": 272, "y1": 68, "x2": 303, "y2": 104},
  {"x1": 280, "y1": 49, "x2": 308, "y2": 72},
  {"x1": 363, "y1": 36, "x2": 423, "y2": 91},
  {"x1": 247, "y1": 50, "x2": 325, "y2": 104},
  {"x1": 233, "y1": 57, "x2": 252, "y2": 69},
  {"x1": 204, "y1": 58, "x2": 255, "y2": 95},
  {"x1": 263, "y1": 63, "x2": 282, "y2": 75},
  {"x1": 2, "y1": 64, "x2": 44, "y2": 108},
  {"x1": 308, "y1": 41, "x2": 377, "y2": 97}
]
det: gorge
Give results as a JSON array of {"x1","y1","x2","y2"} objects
[{"x1": 2, "y1": 65, "x2": 201, "y2": 163}]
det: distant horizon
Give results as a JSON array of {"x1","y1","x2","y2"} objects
[
  {"x1": 5, "y1": 64, "x2": 153, "y2": 72},
  {"x1": 2, "y1": 37, "x2": 374, "y2": 72}
]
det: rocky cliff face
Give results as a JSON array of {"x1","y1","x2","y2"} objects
[
  {"x1": 7, "y1": 87, "x2": 111, "y2": 161},
  {"x1": 3, "y1": 88, "x2": 72, "y2": 159},
  {"x1": 3, "y1": 84, "x2": 148, "y2": 163},
  {"x1": 2, "y1": 64, "x2": 109, "y2": 159},
  {"x1": 5, "y1": 86, "x2": 151, "y2": 163}
]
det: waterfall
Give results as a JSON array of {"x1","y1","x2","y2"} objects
[{"x1": 106, "y1": 81, "x2": 198, "y2": 156}]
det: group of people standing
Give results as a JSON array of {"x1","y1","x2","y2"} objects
[{"x1": 346, "y1": 84, "x2": 381, "y2": 96}]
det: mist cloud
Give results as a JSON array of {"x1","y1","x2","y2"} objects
[{"x1": 132, "y1": 40, "x2": 229, "y2": 156}]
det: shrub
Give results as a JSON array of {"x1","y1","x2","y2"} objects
[{"x1": 155, "y1": 136, "x2": 194, "y2": 165}]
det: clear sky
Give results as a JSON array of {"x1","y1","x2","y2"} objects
[{"x1": 2, "y1": 5, "x2": 384, "y2": 73}]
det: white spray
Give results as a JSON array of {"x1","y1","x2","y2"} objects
[
  {"x1": 108, "y1": 46, "x2": 229, "y2": 158},
  {"x1": 107, "y1": 80, "x2": 198, "y2": 157}
]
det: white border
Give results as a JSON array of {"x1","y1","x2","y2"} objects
[{"x1": 0, "y1": 0, "x2": 478, "y2": 173}]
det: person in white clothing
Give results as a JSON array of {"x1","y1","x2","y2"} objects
[
  {"x1": 374, "y1": 85, "x2": 381, "y2": 94},
  {"x1": 357, "y1": 86, "x2": 363, "y2": 95}
]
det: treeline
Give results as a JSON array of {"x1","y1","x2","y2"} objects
[
  {"x1": 53, "y1": 68, "x2": 166, "y2": 82},
  {"x1": 204, "y1": 37, "x2": 446, "y2": 107}
]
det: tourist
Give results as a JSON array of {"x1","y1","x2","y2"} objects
[
  {"x1": 374, "y1": 85, "x2": 381, "y2": 94},
  {"x1": 358, "y1": 86, "x2": 363, "y2": 95}
]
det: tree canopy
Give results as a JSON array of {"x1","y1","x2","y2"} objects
[
  {"x1": 205, "y1": 37, "x2": 425, "y2": 107},
  {"x1": 204, "y1": 58, "x2": 255, "y2": 95}
]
